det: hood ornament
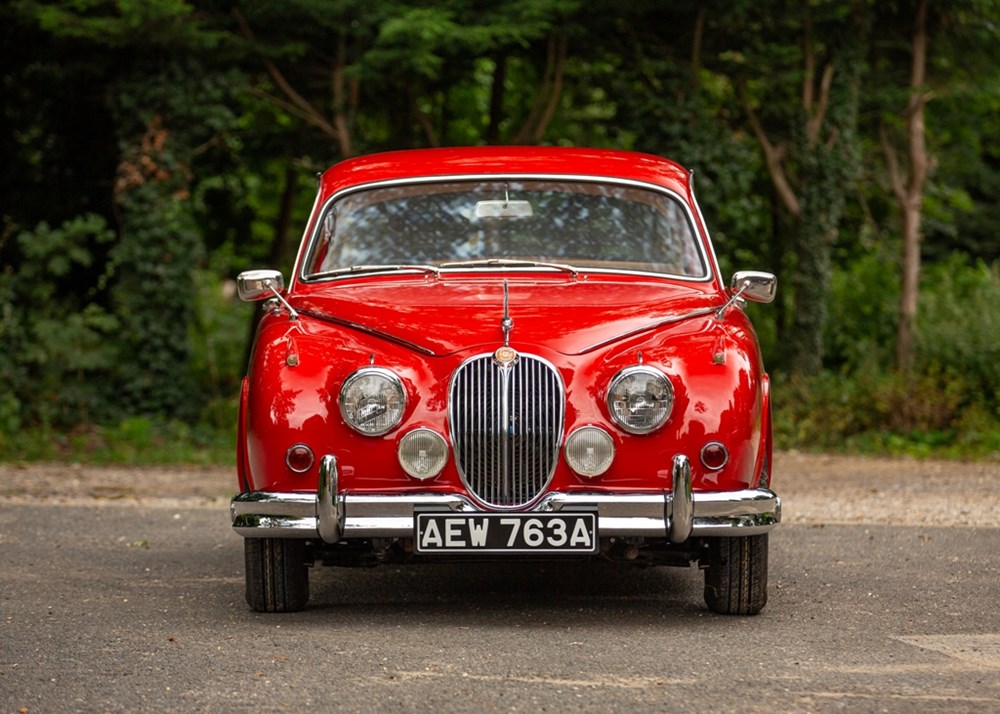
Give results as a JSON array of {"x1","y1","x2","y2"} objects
[{"x1": 494, "y1": 280, "x2": 519, "y2": 366}]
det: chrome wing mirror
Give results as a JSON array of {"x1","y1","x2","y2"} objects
[
  {"x1": 716, "y1": 271, "x2": 777, "y2": 318},
  {"x1": 731, "y1": 271, "x2": 777, "y2": 304},
  {"x1": 237, "y1": 269, "x2": 298, "y2": 320}
]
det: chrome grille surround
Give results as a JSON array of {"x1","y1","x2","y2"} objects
[{"x1": 449, "y1": 353, "x2": 565, "y2": 509}]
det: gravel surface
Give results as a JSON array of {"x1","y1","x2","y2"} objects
[{"x1": 0, "y1": 452, "x2": 997, "y2": 527}]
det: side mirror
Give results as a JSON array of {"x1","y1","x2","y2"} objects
[
  {"x1": 237, "y1": 270, "x2": 284, "y2": 302},
  {"x1": 731, "y1": 271, "x2": 777, "y2": 304}
]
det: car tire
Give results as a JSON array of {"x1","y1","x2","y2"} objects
[
  {"x1": 703, "y1": 534, "x2": 768, "y2": 615},
  {"x1": 245, "y1": 538, "x2": 310, "y2": 613}
]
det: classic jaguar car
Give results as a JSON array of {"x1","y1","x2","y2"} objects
[{"x1": 232, "y1": 146, "x2": 780, "y2": 615}]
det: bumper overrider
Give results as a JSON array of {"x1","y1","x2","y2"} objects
[{"x1": 231, "y1": 454, "x2": 780, "y2": 544}]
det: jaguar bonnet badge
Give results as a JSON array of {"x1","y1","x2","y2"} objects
[{"x1": 494, "y1": 345, "x2": 518, "y2": 366}]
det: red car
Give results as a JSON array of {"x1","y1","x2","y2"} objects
[{"x1": 232, "y1": 147, "x2": 780, "y2": 615}]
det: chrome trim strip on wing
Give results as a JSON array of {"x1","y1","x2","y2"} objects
[
  {"x1": 296, "y1": 309, "x2": 437, "y2": 356},
  {"x1": 576, "y1": 306, "x2": 720, "y2": 355}
]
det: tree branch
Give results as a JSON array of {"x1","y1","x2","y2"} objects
[
  {"x1": 806, "y1": 63, "x2": 835, "y2": 149},
  {"x1": 513, "y1": 35, "x2": 565, "y2": 144},
  {"x1": 233, "y1": 9, "x2": 340, "y2": 143},
  {"x1": 741, "y1": 82, "x2": 801, "y2": 216},
  {"x1": 879, "y1": 122, "x2": 907, "y2": 204},
  {"x1": 531, "y1": 36, "x2": 567, "y2": 143},
  {"x1": 248, "y1": 87, "x2": 337, "y2": 139},
  {"x1": 331, "y1": 34, "x2": 355, "y2": 157}
]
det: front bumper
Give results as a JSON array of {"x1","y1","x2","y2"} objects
[{"x1": 231, "y1": 454, "x2": 781, "y2": 544}]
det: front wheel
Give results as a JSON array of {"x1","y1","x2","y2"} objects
[
  {"x1": 703, "y1": 534, "x2": 768, "y2": 615},
  {"x1": 244, "y1": 538, "x2": 310, "y2": 612}
]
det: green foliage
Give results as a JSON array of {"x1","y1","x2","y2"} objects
[
  {"x1": 27, "y1": 0, "x2": 226, "y2": 49},
  {"x1": 773, "y1": 368, "x2": 999, "y2": 459},
  {"x1": 0, "y1": 214, "x2": 119, "y2": 431},
  {"x1": 1, "y1": 416, "x2": 235, "y2": 465},
  {"x1": 824, "y1": 248, "x2": 899, "y2": 371},
  {"x1": 778, "y1": 257, "x2": 1000, "y2": 459},
  {"x1": 3, "y1": 0, "x2": 1000, "y2": 462},
  {"x1": 916, "y1": 256, "x2": 1000, "y2": 406},
  {"x1": 107, "y1": 60, "x2": 244, "y2": 420},
  {"x1": 188, "y1": 270, "x2": 254, "y2": 428}
]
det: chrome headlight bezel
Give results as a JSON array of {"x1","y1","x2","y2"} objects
[
  {"x1": 606, "y1": 366, "x2": 674, "y2": 435},
  {"x1": 339, "y1": 367, "x2": 406, "y2": 436}
]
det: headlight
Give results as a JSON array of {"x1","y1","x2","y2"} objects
[
  {"x1": 606, "y1": 366, "x2": 674, "y2": 434},
  {"x1": 339, "y1": 368, "x2": 406, "y2": 436},
  {"x1": 565, "y1": 426, "x2": 615, "y2": 478},
  {"x1": 398, "y1": 428, "x2": 448, "y2": 480}
]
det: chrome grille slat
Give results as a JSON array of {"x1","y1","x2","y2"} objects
[{"x1": 450, "y1": 354, "x2": 564, "y2": 508}]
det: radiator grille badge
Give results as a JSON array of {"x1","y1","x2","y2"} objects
[{"x1": 494, "y1": 345, "x2": 518, "y2": 366}]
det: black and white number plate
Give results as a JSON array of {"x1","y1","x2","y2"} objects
[{"x1": 415, "y1": 512, "x2": 597, "y2": 554}]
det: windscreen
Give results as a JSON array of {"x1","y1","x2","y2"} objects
[{"x1": 305, "y1": 179, "x2": 708, "y2": 279}]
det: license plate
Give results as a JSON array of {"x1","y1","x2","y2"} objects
[{"x1": 414, "y1": 512, "x2": 597, "y2": 554}]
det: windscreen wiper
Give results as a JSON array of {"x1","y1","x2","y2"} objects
[
  {"x1": 440, "y1": 258, "x2": 579, "y2": 278},
  {"x1": 313, "y1": 264, "x2": 441, "y2": 278}
]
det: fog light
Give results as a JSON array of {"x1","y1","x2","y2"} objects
[
  {"x1": 285, "y1": 443, "x2": 315, "y2": 473},
  {"x1": 565, "y1": 426, "x2": 615, "y2": 478},
  {"x1": 398, "y1": 428, "x2": 448, "y2": 480},
  {"x1": 700, "y1": 441, "x2": 729, "y2": 471}
]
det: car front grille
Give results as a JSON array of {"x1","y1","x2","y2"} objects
[{"x1": 449, "y1": 354, "x2": 564, "y2": 508}]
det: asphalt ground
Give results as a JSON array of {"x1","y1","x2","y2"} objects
[{"x1": 1, "y1": 454, "x2": 998, "y2": 713}]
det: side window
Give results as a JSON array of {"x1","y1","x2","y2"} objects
[{"x1": 309, "y1": 211, "x2": 336, "y2": 274}]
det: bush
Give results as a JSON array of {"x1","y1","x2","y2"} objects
[
  {"x1": 0, "y1": 417, "x2": 235, "y2": 465},
  {"x1": 774, "y1": 256, "x2": 1000, "y2": 458},
  {"x1": 773, "y1": 367, "x2": 998, "y2": 458},
  {"x1": 0, "y1": 214, "x2": 119, "y2": 431},
  {"x1": 916, "y1": 255, "x2": 1000, "y2": 411},
  {"x1": 824, "y1": 248, "x2": 899, "y2": 372}
]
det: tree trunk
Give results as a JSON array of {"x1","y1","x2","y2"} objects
[
  {"x1": 897, "y1": 201, "x2": 922, "y2": 369},
  {"x1": 894, "y1": 0, "x2": 930, "y2": 372},
  {"x1": 738, "y1": 5, "x2": 864, "y2": 377},
  {"x1": 513, "y1": 35, "x2": 567, "y2": 144},
  {"x1": 486, "y1": 53, "x2": 507, "y2": 144}
]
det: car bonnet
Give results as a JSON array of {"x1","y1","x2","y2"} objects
[{"x1": 292, "y1": 274, "x2": 722, "y2": 357}]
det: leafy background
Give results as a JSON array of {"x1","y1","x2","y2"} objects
[{"x1": 1, "y1": 0, "x2": 998, "y2": 462}]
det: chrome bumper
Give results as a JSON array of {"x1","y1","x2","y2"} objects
[{"x1": 231, "y1": 454, "x2": 781, "y2": 543}]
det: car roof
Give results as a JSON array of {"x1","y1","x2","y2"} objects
[{"x1": 317, "y1": 147, "x2": 693, "y2": 199}]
